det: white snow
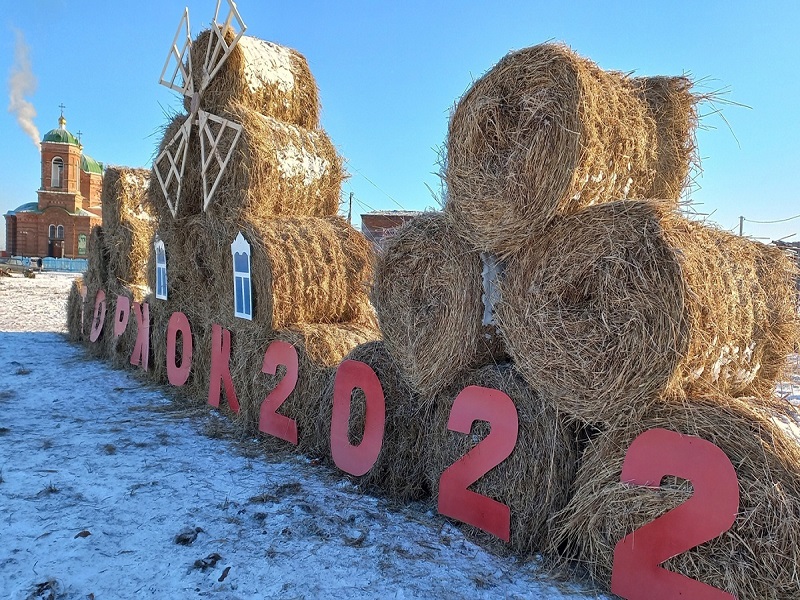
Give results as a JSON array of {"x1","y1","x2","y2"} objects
[
  {"x1": 237, "y1": 36, "x2": 296, "y2": 94},
  {"x1": 0, "y1": 272, "x2": 608, "y2": 600}
]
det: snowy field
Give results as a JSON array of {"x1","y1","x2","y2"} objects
[
  {"x1": 0, "y1": 272, "x2": 607, "y2": 600},
  {"x1": 1, "y1": 272, "x2": 798, "y2": 600}
]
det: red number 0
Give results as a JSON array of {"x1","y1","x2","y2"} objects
[
  {"x1": 330, "y1": 360, "x2": 385, "y2": 477},
  {"x1": 437, "y1": 385, "x2": 518, "y2": 542},
  {"x1": 611, "y1": 428, "x2": 739, "y2": 600},
  {"x1": 259, "y1": 341, "x2": 299, "y2": 445}
]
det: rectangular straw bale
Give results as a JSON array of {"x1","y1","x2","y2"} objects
[
  {"x1": 497, "y1": 200, "x2": 800, "y2": 425},
  {"x1": 193, "y1": 103, "x2": 342, "y2": 227},
  {"x1": 102, "y1": 167, "x2": 154, "y2": 290},
  {"x1": 66, "y1": 277, "x2": 84, "y2": 342},
  {"x1": 171, "y1": 213, "x2": 377, "y2": 331},
  {"x1": 445, "y1": 43, "x2": 698, "y2": 256},
  {"x1": 188, "y1": 30, "x2": 320, "y2": 129}
]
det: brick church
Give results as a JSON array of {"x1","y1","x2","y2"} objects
[{"x1": 4, "y1": 111, "x2": 104, "y2": 258}]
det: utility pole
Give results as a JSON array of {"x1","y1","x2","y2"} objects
[
  {"x1": 739, "y1": 216, "x2": 744, "y2": 236},
  {"x1": 347, "y1": 192, "x2": 353, "y2": 224}
]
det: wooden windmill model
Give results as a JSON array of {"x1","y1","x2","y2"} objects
[{"x1": 154, "y1": 0, "x2": 247, "y2": 218}]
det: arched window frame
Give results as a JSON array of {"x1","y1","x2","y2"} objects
[
  {"x1": 56, "y1": 225, "x2": 64, "y2": 239},
  {"x1": 51, "y1": 157, "x2": 64, "y2": 188},
  {"x1": 231, "y1": 232, "x2": 252, "y2": 320},
  {"x1": 49, "y1": 224, "x2": 56, "y2": 239},
  {"x1": 154, "y1": 237, "x2": 168, "y2": 300}
]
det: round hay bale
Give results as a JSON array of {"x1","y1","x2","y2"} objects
[
  {"x1": 427, "y1": 363, "x2": 580, "y2": 554},
  {"x1": 196, "y1": 103, "x2": 342, "y2": 227},
  {"x1": 188, "y1": 30, "x2": 320, "y2": 129},
  {"x1": 549, "y1": 395, "x2": 800, "y2": 599},
  {"x1": 102, "y1": 167, "x2": 154, "y2": 290},
  {"x1": 497, "y1": 200, "x2": 800, "y2": 425},
  {"x1": 232, "y1": 322, "x2": 380, "y2": 455},
  {"x1": 66, "y1": 277, "x2": 84, "y2": 342},
  {"x1": 633, "y1": 75, "x2": 698, "y2": 200},
  {"x1": 445, "y1": 43, "x2": 665, "y2": 256},
  {"x1": 176, "y1": 214, "x2": 376, "y2": 330},
  {"x1": 372, "y1": 211, "x2": 507, "y2": 399},
  {"x1": 314, "y1": 341, "x2": 433, "y2": 501}
]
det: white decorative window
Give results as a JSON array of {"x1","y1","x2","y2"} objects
[
  {"x1": 154, "y1": 237, "x2": 168, "y2": 300},
  {"x1": 231, "y1": 232, "x2": 252, "y2": 320},
  {"x1": 56, "y1": 225, "x2": 64, "y2": 239},
  {"x1": 52, "y1": 157, "x2": 64, "y2": 188}
]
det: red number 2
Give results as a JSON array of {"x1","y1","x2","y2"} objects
[
  {"x1": 259, "y1": 341, "x2": 299, "y2": 445},
  {"x1": 437, "y1": 385, "x2": 518, "y2": 542},
  {"x1": 611, "y1": 428, "x2": 739, "y2": 600}
]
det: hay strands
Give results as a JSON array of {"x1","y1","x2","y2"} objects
[{"x1": 154, "y1": 0, "x2": 246, "y2": 217}]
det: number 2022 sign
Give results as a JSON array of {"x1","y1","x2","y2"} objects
[{"x1": 185, "y1": 332, "x2": 743, "y2": 599}]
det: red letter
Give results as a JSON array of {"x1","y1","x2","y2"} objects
[
  {"x1": 330, "y1": 360, "x2": 385, "y2": 476},
  {"x1": 129, "y1": 301, "x2": 150, "y2": 371},
  {"x1": 89, "y1": 289, "x2": 107, "y2": 343},
  {"x1": 113, "y1": 295, "x2": 131, "y2": 339},
  {"x1": 166, "y1": 311, "x2": 192, "y2": 387},
  {"x1": 208, "y1": 323, "x2": 240, "y2": 413}
]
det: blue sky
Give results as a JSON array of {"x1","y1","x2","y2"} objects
[{"x1": 2, "y1": 0, "x2": 799, "y2": 251}]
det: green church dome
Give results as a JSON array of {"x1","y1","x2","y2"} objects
[
  {"x1": 81, "y1": 154, "x2": 103, "y2": 175},
  {"x1": 42, "y1": 114, "x2": 80, "y2": 146}
]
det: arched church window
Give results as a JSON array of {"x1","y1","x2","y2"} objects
[
  {"x1": 56, "y1": 225, "x2": 64, "y2": 239},
  {"x1": 52, "y1": 157, "x2": 64, "y2": 188},
  {"x1": 154, "y1": 237, "x2": 168, "y2": 300},
  {"x1": 49, "y1": 224, "x2": 56, "y2": 239},
  {"x1": 231, "y1": 232, "x2": 252, "y2": 320}
]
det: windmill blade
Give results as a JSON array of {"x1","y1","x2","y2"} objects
[
  {"x1": 197, "y1": 110, "x2": 243, "y2": 212},
  {"x1": 199, "y1": 0, "x2": 247, "y2": 92},
  {"x1": 159, "y1": 8, "x2": 195, "y2": 98},
  {"x1": 153, "y1": 119, "x2": 193, "y2": 218}
]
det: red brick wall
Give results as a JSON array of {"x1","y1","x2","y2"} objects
[{"x1": 80, "y1": 171, "x2": 103, "y2": 207}]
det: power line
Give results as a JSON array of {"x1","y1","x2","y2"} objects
[
  {"x1": 351, "y1": 195, "x2": 378, "y2": 213},
  {"x1": 743, "y1": 213, "x2": 800, "y2": 225},
  {"x1": 344, "y1": 160, "x2": 407, "y2": 211}
]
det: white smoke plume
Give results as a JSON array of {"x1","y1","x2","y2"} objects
[{"x1": 8, "y1": 30, "x2": 40, "y2": 148}]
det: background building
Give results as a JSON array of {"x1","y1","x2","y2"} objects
[
  {"x1": 4, "y1": 111, "x2": 103, "y2": 258},
  {"x1": 360, "y1": 210, "x2": 423, "y2": 248}
]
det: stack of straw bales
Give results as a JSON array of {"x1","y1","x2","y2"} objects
[
  {"x1": 100, "y1": 167, "x2": 153, "y2": 368},
  {"x1": 145, "y1": 27, "x2": 379, "y2": 452},
  {"x1": 102, "y1": 167, "x2": 153, "y2": 293},
  {"x1": 434, "y1": 40, "x2": 800, "y2": 596}
]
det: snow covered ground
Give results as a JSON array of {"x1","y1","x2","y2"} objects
[{"x1": 0, "y1": 272, "x2": 607, "y2": 599}]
